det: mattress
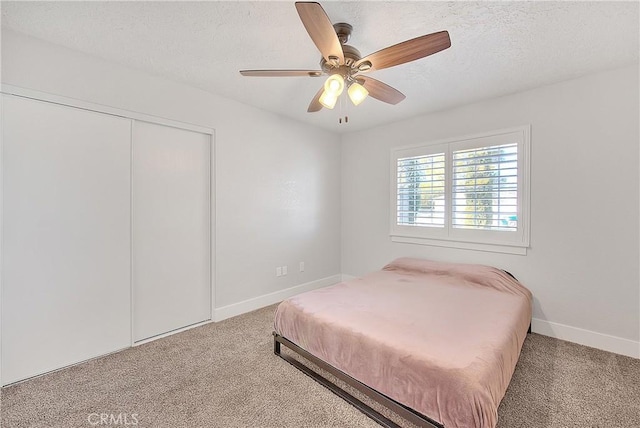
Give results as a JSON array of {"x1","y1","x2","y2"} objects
[{"x1": 274, "y1": 258, "x2": 532, "y2": 428}]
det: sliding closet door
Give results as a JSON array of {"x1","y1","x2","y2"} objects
[
  {"x1": 1, "y1": 95, "x2": 132, "y2": 385},
  {"x1": 132, "y1": 121, "x2": 211, "y2": 342}
]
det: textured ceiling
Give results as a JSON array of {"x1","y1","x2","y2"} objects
[{"x1": 2, "y1": 1, "x2": 639, "y2": 133}]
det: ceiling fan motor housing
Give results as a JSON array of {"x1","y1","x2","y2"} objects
[{"x1": 320, "y1": 44, "x2": 362, "y2": 73}]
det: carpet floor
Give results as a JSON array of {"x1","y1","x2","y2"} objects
[{"x1": 1, "y1": 305, "x2": 638, "y2": 428}]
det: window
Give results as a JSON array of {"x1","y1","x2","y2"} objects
[
  {"x1": 397, "y1": 152, "x2": 445, "y2": 227},
  {"x1": 390, "y1": 126, "x2": 530, "y2": 254}
]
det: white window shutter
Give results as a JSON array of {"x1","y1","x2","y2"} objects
[{"x1": 452, "y1": 143, "x2": 518, "y2": 231}]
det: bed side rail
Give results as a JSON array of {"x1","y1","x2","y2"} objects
[{"x1": 273, "y1": 332, "x2": 444, "y2": 428}]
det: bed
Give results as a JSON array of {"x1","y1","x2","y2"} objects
[{"x1": 273, "y1": 258, "x2": 532, "y2": 428}]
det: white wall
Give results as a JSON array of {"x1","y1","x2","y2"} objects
[
  {"x1": 3, "y1": 29, "x2": 638, "y2": 359},
  {"x1": 341, "y1": 65, "x2": 640, "y2": 357},
  {"x1": 1, "y1": 29, "x2": 342, "y2": 314}
]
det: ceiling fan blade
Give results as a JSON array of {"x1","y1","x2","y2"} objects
[
  {"x1": 295, "y1": 2, "x2": 344, "y2": 64},
  {"x1": 240, "y1": 69, "x2": 323, "y2": 77},
  {"x1": 358, "y1": 76, "x2": 406, "y2": 105},
  {"x1": 307, "y1": 86, "x2": 325, "y2": 112},
  {"x1": 355, "y1": 31, "x2": 451, "y2": 72}
]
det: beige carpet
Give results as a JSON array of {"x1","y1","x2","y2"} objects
[{"x1": 1, "y1": 305, "x2": 639, "y2": 428}]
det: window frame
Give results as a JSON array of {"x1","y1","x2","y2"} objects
[{"x1": 389, "y1": 125, "x2": 530, "y2": 255}]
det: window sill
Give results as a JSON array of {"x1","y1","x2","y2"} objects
[{"x1": 390, "y1": 235, "x2": 528, "y2": 255}]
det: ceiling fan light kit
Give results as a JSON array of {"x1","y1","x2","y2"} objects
[
  {"x1": 324, "y1": 74, "x2": 345, "y2": 96},
  {"x1": 347, "y1": 81, "x2": 368, "y2": 106},
  {"x1": 240, "y1": 1, "x2": 451, "y2": 118},
  {"x1": 319, "y1": 90, "x2": 338, "y2": 109}
]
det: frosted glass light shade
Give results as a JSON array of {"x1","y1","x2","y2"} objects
[
  {"x1": 319, "y1": 90, "x2": 338, "y2": 109},
  {"x1": 324, "y1": 74, "x2": 345, "y2": 96},
  {"x1": 348, "y1": 82, "x2": 369, "y2": 106}
]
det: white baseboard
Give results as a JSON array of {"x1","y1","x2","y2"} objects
[
  {"x1": 532, "y1": 318, "x2": 639, "y2": 358},
  {"x1": 214, "y1": 274, "x2": 342, "y2": 322},
  {"x1": 341, "y1": 274, "x2": 356, "y2": 282}
]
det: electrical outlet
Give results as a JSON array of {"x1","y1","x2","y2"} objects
[
  {"x1": 299, "y1": 262, "x2": 305, "y2": 272},
  {"x1": 276, "y1": 267, "x2": 282, "y2": 277},
  {"x1": 282, "y1": 265, "x2": 288, "y2": 275}
]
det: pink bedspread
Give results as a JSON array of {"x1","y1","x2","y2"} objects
[{"x1": 274, "y1": 258, "x2": 532, "y2": 428}]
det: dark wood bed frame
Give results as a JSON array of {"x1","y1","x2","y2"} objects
[{"x1": 273, "y1": 270, "x2": 531, "y2": 428}]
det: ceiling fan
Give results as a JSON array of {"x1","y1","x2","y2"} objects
[{"x1": 240, "y1": 2, "x2": 451, "y2": 113}]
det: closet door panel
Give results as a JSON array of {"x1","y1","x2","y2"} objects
[
  {"x1": 1, "y1": 95, "x2": 132, "y2": 385},
  {"x1": 132, "y1": 121, "x2": 211, "y2": 342}
]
